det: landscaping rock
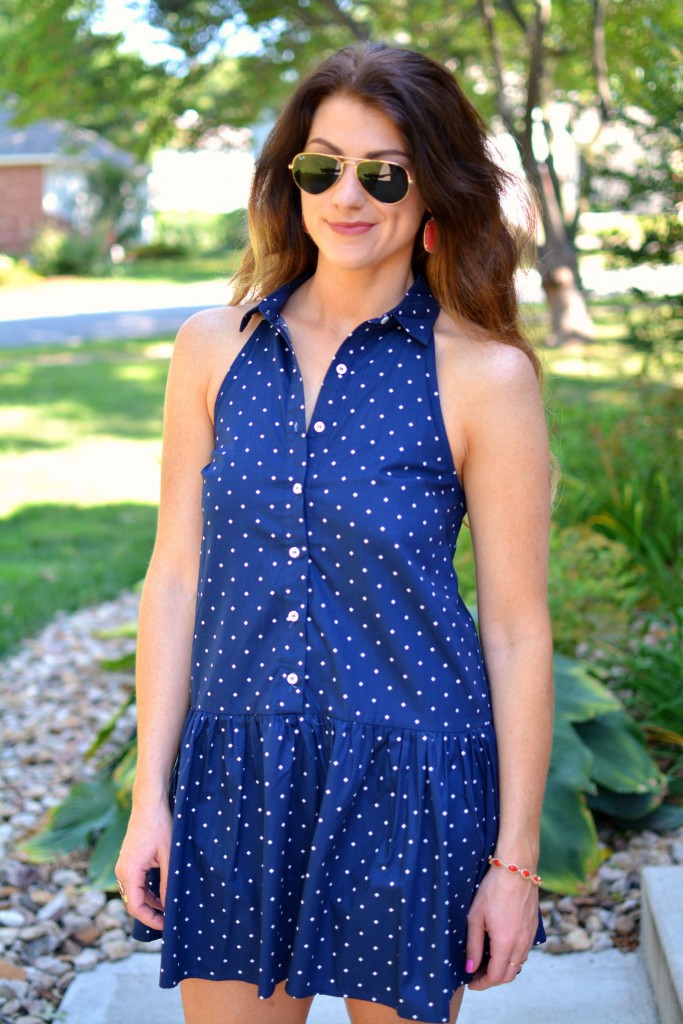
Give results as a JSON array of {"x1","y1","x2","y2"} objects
[{"x1": 1, "y1": 587, "x2": 682, "y2": 1018}]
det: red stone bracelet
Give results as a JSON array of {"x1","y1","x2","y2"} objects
[{"x1": 488, "y1": 855, "x2": 542, "y2": 886}]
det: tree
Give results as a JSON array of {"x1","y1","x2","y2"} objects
[
  {"x1": 2, "y1": 0, "x2": 679, "y2": 338},
  {"x1": 143, "y1": 0, "x2": 681, "y2": 344},
  {"x1": 0, "y1": 0, "x2": 190, "y2": 159}
]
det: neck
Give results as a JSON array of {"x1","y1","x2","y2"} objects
[{"x1": 292, "y1": 256, "x2": 415, "y2": 334}]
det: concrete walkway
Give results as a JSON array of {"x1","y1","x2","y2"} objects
[
  {"x1": 0, "y1": 278, "x2": 229, "y2": 346},
  {"x1": 57, "y1": 947, "x2": 660, "y2": 1024}
]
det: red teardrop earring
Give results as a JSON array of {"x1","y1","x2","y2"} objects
[{"x1": 423, "y1": 218, "x2": 437, "y2": 254}]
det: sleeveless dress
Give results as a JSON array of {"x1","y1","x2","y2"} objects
[{"x1": 133, "y1": 274, "x2": 545, "y2": 1023}]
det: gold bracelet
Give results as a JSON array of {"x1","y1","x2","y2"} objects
[{"x1": 488, "y1": 855, "x2": 542, "y2": 886}]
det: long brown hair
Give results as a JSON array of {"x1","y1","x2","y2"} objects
[{"x1": 231, "y1": 42, "x2": 540, "y2": 377}]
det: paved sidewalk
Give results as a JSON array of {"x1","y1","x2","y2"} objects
[
  {"x1": 0, "y1": 278, "x2": 229, "y2": 346},
  {"x1": 57, "y1": 947, "x2": 660, "y2": 1024}
]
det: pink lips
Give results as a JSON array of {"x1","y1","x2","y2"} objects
[{"x1": 327, "y1": 221, "x2": 375, "y2": 235}]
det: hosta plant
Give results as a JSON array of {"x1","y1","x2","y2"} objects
[{"x1": 21, "y1": 650, "x2": 683, "y2": 895}]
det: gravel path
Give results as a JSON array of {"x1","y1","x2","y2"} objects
[{"x1": 1, "y1": 592, "x2": 682, "y2": 1021}]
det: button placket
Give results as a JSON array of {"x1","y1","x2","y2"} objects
[{"x1": 279, "y1": 336, "x2": 309, "y2": 705}]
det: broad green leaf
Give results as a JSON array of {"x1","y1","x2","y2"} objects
[
  {"x1": 622, "y1": 802, "x2": 683, "y2": 833},
  {"x1": 100, "y1": 652, "x2": 136, "y2": 672},
  {"x1": 576, "y1": 715, "x2": 665, "y2": 795},
  {"x1": 553, "y1": 654, "x2": 621, "y2": 722},
  {"x1": 587, "y1": 787, "x2": 663, "y2": 822},
  {"x1": 547, "y1": 717, "x2": 596, "y2": 791},
  {"x1": 46, "y1": 779, "x2": 117, "y2": 831},
  {"x1": 88, "y1": 806, "x2": 130, "y2": 890},
  {"x1": 539, "y1": 720, "x2": 600, "y2": 894},
  {"x1": 20, "y1": 779, "x2": 117, "y2": 862},
  {"x1": 86, "y1": 690, "x2": 135, "y2": 758},
  {"x1": 95, "y1": 622, "x2": 138, "y2": 639},
  {"x1": 112, "y1": 743, "x2": 138, "y2": 794},
  {"x1": 539, "y1": 786, "x2": 600, "y2": 894}
]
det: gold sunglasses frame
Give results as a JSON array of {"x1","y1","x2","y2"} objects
[{"x1": 288, "y1": 152, "x2": 415, "y2": 205}]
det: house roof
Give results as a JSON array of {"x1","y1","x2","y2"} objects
[{"x1": 0, "y1": 107, "x2": 137, "y2": 168}]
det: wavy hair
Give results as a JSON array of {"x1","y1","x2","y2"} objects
[{"x1": 230, "y1": 42, "x2": 540, "y2": 377}]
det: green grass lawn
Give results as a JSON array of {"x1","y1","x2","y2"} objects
[
  {"x1": 0, "y1": 295, "x2": 680, "y2": 659},
  {"x1": 0, "y1": 338, "x2": 171, "y2": 654},
  {"x1": 0, "y1": 252, "x2": 242, "y2": 292},
  {"x1": 112, "y1": 253, "x2": 241, "y2": 283}
]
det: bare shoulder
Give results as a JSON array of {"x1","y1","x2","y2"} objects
[
  {"x1": 433, "y1": 311, "x2": 545, "y2": 477},
  {"x1": 434, "y1": 310, "x2": 540, "y2": 404},
  {"x1": 169, "y1": 303, "x2": 261, "y2": 411},
  {"x1": 173, "y1": 303, "x2": 257, "y2": 363}
]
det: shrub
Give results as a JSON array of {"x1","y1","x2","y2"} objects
[
  {"x1": 130, "y1": 241, "x2": 187, "y2": 260},
  {"x1": 623, "y1": 291, "x2": 683, "y2": 378},
  {"x1": 591, "y1": 610, "x2": 683, "y2": 784},
  {"x1": 151, "y1": 209, "x2": 247, "y2": 257},
  {"x1": 31, "y1": 225, "x2": 108, "y2": 276},
  {"x1": 596, "y1": 214, "x2": 683, "y2": 269},
  {"x1": 0, "y1": 253, "x2": 16, "y2": 284}
]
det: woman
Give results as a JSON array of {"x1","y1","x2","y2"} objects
[{"x1": 116, "y1": 41, "x2": 553, "y2": 1024}]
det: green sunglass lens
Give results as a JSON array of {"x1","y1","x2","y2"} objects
[
  {"x1": 356, "y1": 162, "x2": 409, "y2": 203},
  {"x1": 293, "y1": 155, "x2": 341, "y2": 194}
]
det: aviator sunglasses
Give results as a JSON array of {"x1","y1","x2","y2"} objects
[{"x1": 289, "y1": 152, "x2": 415, "y2": 205}]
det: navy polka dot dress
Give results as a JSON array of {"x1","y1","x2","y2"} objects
[{"x1": 134, "y1": 274, "x2": 545, "y2": 1022}]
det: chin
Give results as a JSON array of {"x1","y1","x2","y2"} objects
[{"x1": 316, "y1": 242, "x2": 413, "y2": 275}]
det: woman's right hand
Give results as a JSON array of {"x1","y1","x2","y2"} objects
[{"x1": 115, "y1": 800, "x2": 172, "y2": 930}]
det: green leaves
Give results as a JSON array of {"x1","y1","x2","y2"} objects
[
  {"x1": 20, "y1": 778, "x2": 123, "y2": 860},
  {"x1": 554, "y1": 652, "x2": 622, "y2": 722},
  {"x1": 539, "y1": 654, "x2": 681, "y2": 894},
  {"x1": 20, "y1": 694, "x2": 137, "y2": 891},
  {"x1": 576, "y1": 715, "x2": 664, "y2": 798},
  {"x1": 540, "y1": 719, "x2": 600, "y2": 894}
]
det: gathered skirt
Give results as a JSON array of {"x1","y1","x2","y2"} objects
[{"x1": 133, "y1": 709, "x2": 544, "y2": 1023}]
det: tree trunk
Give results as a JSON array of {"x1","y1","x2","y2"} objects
[
  {"x1": 535, "y1": 162, "x2": 594, "y2": 346},
  {"x1": 539, "y1": 258, "x2": 595, "y2": 346}
]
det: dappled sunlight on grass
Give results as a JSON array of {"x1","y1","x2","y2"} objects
[
  {"x1": 0, "y1": 437, "x2": 162, "y2": 518},
  {"x1": 111, "y1": 252, "x2": 240, "y2": 283},
  {"x1": 0, "y1": 346, "x2": 168, "y2": 446},
  {"x1": 0, "y1": 502, "x2": 157, "y2": 655},
  {"x1": 0, "y1": 340, "x2": 168, "y2": 650},
  {"x1": 542, "y1": 346, "x2": 644, "y2": 379}
]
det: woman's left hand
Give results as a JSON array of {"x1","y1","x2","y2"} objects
[{"x1": 464, "y1": 865, "x2": 540, "y2": 990}]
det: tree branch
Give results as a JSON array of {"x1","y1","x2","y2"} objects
[
  {"x1": 478, "y1": 0, "x2": 519, "y2": 137},
  {"x1": 314, "y1": 0, "x2": 371, "y2": 41},
  {"x1": 520, "y1": 0, "x2": 550, "y2": 177},
  {"x1": 592, "y1": 0, "x2": 611, "y2": 121},
  {"x1": 495, "y1": 0, "x2": 528, "y2": 34}
]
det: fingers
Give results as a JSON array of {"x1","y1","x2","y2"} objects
[
  {"x1": 464, "y1": 911, "x2": 486, "y2": 978},
  {"x1": 159, "y1": 845, "x2": 170, "y2": 911},
  {"x1": 115, "y1": 862, "x2": 165, "y2": 931},
  {"x1": 117, "y1": 874, "x2": 165, "y2": 930},
  {"x1": 467, "y1": 949, "x2": 529, "y2": 991}
]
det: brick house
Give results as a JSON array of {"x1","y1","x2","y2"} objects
[{"x1": 0, "y1": 108, "x2": 140, "y2": 255}]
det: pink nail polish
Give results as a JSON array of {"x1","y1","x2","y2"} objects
[{"x1": 465, "y1": 959, "x2": 474, "y2": 973}]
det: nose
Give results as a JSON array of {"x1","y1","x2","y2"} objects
[{"x1": 333, "y1": 160, "x2": 365, "y2": 206}]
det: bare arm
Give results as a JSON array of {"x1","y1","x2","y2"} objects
[
  {"x1": 437, "y1": 330, "x2": 553, "y2": 989},
  {"x1": 116, "y1": 305, "x2": 250, "y2": 929}
]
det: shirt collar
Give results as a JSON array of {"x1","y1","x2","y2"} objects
[{"x1": 239, "y1": 273, "x2": 440, "y2": 347}]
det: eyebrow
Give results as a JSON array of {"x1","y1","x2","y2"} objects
[{"x1": 306, "y1": 137, "x2": 410, "y2": 159}]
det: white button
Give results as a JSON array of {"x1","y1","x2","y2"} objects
[
  {"x1": 286, "y1": 672, "x2": 299, "y2": 685},
  {"x1": 380, "y1": 315, "x2": 390, "y2": 324},
  {"x1": 292, "y1": 482, "x2": 303, "y2": 494},
  {"x1": 336, "y1": 363, "x2": 348, "y2": 375},
  {"x1": 313, "y1": 420, "x2": 325, "y2": 433},
  {"x1": 287, "y1": 610, "x2": 300, "y2": 623},
  {"x1": 288, "y1": 546, "x2": 301, "y2": 559}
]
